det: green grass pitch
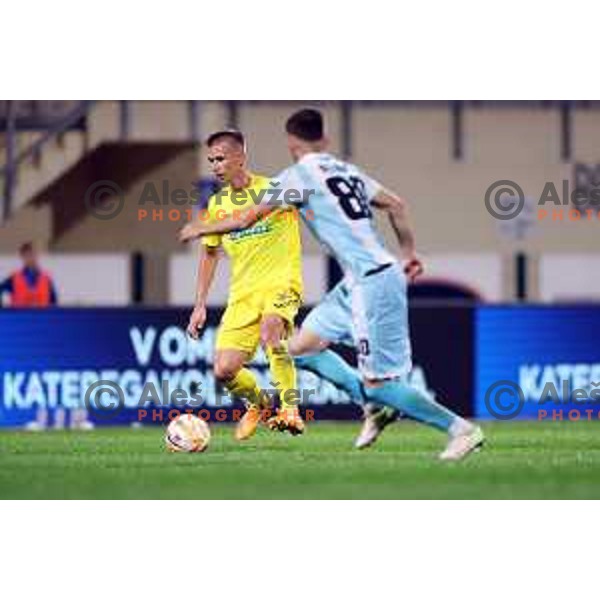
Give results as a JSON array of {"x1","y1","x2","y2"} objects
[{"x1": 1, "y1": 420, "x2": 600, "y2": 499}]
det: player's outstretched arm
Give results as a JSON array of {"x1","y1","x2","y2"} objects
[
  {"x1": 372, "y1": 189, "x2": 424, "y2": 282},
  {"x1": 187, "y1": 245, "x2": 220, "y2": 339},
  {"x1": 178, "y1": 204, "x2": 273, "y2": 243}
]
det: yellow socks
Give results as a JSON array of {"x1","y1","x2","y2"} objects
[
  {"x1": 225, "y1": 368, "x2": 262, "y2": 407},
  {"x1": 224, "y1": 344, "x2": 299, "y2": 415},
  {"x1": 266, "y1": 343, "x2": 298, "y2": 413}
]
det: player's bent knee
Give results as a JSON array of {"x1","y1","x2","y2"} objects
[
  {"x1": 287, "y1": 336, "x2": 304, "y2": 356},
  {"x1": 288, "y1": 331, "x2": 329, "y2": 357},
  {"x1": 214, "y1": 357, "x2": 242, "y2": 382},
  {"x1": 214, "y1": 363, "x2": 238, "y2": 382},
  {"x1": 260, "y1": 315, "x2": 286, "y2": 349}
]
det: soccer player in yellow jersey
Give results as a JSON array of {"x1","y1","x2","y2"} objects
[{"x1": 180, "y1": 130, "x2": 304, "y2": 439}]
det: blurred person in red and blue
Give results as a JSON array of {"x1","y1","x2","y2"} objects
[
  {"x1": 0, "y1": 243, "x2": 93, "y2": 431},
  {"x1": 0, "y1": 242, "x2": 58, "y2": 307}
]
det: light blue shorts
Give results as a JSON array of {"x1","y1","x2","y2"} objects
[{"x1": 301, "y1": 264, "x2": 412, "y2": 379}]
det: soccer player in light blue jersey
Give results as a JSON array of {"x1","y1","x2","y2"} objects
[{"x1": 180, "y1": 109, "x2": 484, "y2": 461}]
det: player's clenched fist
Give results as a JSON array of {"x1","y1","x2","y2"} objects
[
  {"x1": 403, "y1": 255, "x2": 424, "y2": 283},
  {"x1": 187, "y1": 304, "x2": 207, "y2": 339}
]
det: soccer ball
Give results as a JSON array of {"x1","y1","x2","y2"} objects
[{"x1": 165, "y1": 414, "x2": 211, "y2": 453}]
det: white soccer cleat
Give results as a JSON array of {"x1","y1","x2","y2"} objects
[
  {"x1": 354, "y1": 405, "x2": 399, "y2": 449},
  {"x1": 70, "y1": 408, "x2": 95, "y2": 431},
  {"x1": 24, "y1": 408, "x2": 48, "y2": 431},
  {"x1": 439, "y1": 425, "x2": 485, "y2": 461},
  {"x1": 24, "y1": 421, "x2": 47, "y2": 432},
  {"x1": 72, "y1": 420, "x2": 96, "y2": 431}
]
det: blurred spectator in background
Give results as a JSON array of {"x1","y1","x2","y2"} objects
[
  {"x1": 0, "y1": 242, "x2": 58, "y2": 307},
  {"x1": 0, "y1": 242, "x2": 93, "y2": 432}
]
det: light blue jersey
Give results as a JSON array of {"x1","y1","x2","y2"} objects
[
  {"x1": 274, "y1": 150, "x2": 468, "y2": 438},
  {"x1": 276, "y1": 152, "x2": 411, "y2": 379},
  {"x1": 277, "y1": 153, "x2": 396, "y2": 279}
]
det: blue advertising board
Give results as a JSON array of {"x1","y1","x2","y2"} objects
[
  {"x1": 475, "y1": 306, "x2": 600, "y2": 420},
  {"x1": 5, "y1": 305, "x2": 599, "y2": 426},
  {"x1": 0, "y1": 308, "x2": 361, "y2": 427},
  {"x1": 0, "y1": 306, "x2": 465, "y2": 427}
]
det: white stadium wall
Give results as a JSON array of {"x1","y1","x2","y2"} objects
[
  {"x1": 539, "y1": 254, "x2": 600, "y2": 302},
  {"x1": 421, "y1": 253, "x2": 504, "y2": 301},
  {"x1": 4, "y1": 101, "x2": 600, "y2": 303}
]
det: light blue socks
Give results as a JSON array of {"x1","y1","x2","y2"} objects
[
  {"x1": 296, "y1": 350, "x2": 462, "y2": 433},
  {"x1": 364, "y1": 379, "x2": 457, "y2": 432},
  {"x1": 295, "y1": 350, "x2": 363, "y2": 401}
]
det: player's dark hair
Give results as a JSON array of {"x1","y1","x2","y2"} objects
[
  {"x1": 285, "y1": 109, "x2": 324, "y2": 142},
  {"x1": 205, "y1": 129, "x2": 246, "y2": 150}
]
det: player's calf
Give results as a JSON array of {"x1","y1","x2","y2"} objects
[{"x1": 215, "y1": 351, "x2": 264, "y2": 441}]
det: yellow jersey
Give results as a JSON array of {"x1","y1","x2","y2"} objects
[{"x1": 201, "y1": 173, "x2": 303, "y2": 303}]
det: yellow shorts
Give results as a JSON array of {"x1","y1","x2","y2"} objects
[{"x1": 216, "y1": 288, "x2": 302, "y2": 356}]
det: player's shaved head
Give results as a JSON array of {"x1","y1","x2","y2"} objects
[
  {"x1": 206, "y1": 129, "x2": 246, "y2": 151},
  {"x1": 206, "y1": 129, "x2": 249, "y2": 187}
]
